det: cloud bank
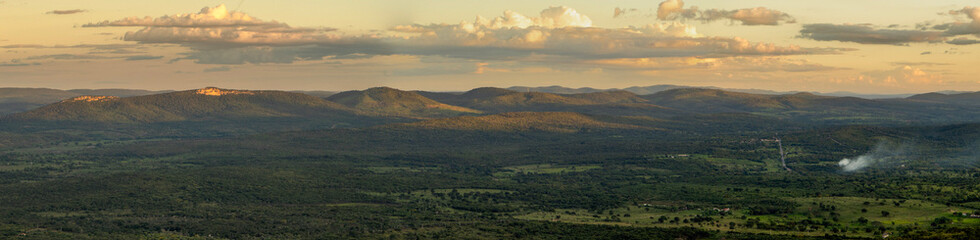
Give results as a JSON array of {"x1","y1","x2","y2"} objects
[
  {"x1": 799, "y1": 24, "x2": 946, "y2": 45},
  {"x1": 83, "y1": 5, "x2": 817, "y2": 65},
  {"x1": 800, "y1": 6, "x2": 980, "y2": 45}
]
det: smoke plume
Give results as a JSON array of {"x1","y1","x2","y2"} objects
[{"x1": 838, "y1": 141, "x2": 909, "y2": 172}]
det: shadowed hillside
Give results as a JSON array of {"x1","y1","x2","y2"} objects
[
  {"x1": 327, "y1": 87, "x2": 481, "y2": 118},
  {"x1": 390, "y1": 112, "x2": 657, "y2": 133}
]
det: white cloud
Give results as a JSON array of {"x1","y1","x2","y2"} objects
[{"x1": 863, "y1": 66, "x2": 942, "y2": 85}]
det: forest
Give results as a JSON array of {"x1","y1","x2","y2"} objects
[{"x1": 0, "y1": 87, "x2": 979, "y2": 239}]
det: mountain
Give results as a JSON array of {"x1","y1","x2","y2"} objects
[
  {"x1": 420, "y1": 88, "x2": 678, "y2": 117},
  {"x1": 326, "y1": 87, "x2": 481, "y2": 118},
  {"x1": 0, "y1": 88, "x2": 81, "y2": 115},
  {"x1": 390, "y1": 112, "x2": 656, "y2": 133},
  {"x1": 508, "y1": 85, "x2": 688, "y2": 95},
  {"x1": 0, "y1": 88, "x2": 169, "y2": 115},
  {"x1": 67, "y1": 89, "x2": 171, "y2": 97},
  {"x1": 8, "y1": 87, "x2": 362, "y2": 124},
  {"x1": 417, "y1": 87, "x2": 516, "y2": 106},
  {"x1": 642, "y1": 88, "x2": 803, "y2": 113},
  {"x1": 508, "y1": 85, "x2": 930, "y2": 99},
  {"x1": 642, "y1": 88, "x2": 980, "y2": 124},
  {"x1": 290, "y1": 90, "x2": 337, "y2": 98},
  {"x1": 906, "y1": 92, "x2": 980, "y2": 106}
]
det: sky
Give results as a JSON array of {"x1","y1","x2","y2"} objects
[{"x1": 1, "y1": 0, "x2": 979, "y2": 93}]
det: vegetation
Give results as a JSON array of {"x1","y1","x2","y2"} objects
[{"x1": 0, "y1": 86, "x2": 979, "y2": 239}]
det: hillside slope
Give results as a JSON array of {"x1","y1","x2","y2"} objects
[
  {"x1": 327, "y1": 87, "x2": 480, "y2": 118},
  {"x1": 390, "y1": 112, "x2": 657, "y2": 133},
  {"x1": 9, "y1": 87, "x2": 360, "y2": 123}
]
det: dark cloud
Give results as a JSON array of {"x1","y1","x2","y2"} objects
[
  {"x1": 125, "y1": 55, "x2": 164, "y2": 61},
  {"x1": 0, "y1": 44, "x2": 142, "y2": 50},
  {"x1": 0, "y1": 60, "x2": 39, "y2": 67},
  {"x1": 613, "y1": 7, "x2": 638, "y2": 18},
  {"x1": 890, "y1": 62, "x2": 952, "y2": 66},
  {"x1": 26, "y1": 54, "x2": 117, "y2": 60},
  {"x1": 800, "y1": 7, "x2": 980, "y2": 45},
  {"x1": 799, "y1": 24, "x2": 945, "y2": 45},
  {"x1": 203, "y1": 66, "x2": 232, "y2": 72},
  {"x1": 46, "y1": 9, "x2": 87, "y2": 15},
  {"x1": 946, "y1": 37, "x2": 980, "y2": 45},
  {"x1": 656, "y1": 0, "x2": 795, "y2": 26}
]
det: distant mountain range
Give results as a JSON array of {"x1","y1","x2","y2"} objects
[
  {"x1": 8, "y1": 87, "x2": 359, "y2": 124},
  {"x1": 3, "y1": 86, "x2": 980, "y2": 134},
  {"x1": 505, "y1": 85, "x2": 966, "y2": 99}
]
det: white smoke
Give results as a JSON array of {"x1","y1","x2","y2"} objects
[
  {"x1": 838, "y1": 141, "x2": 908, "y2": 172},
  {"x1": 838, "y1": 155, "x2": 875, "y2": 172}
]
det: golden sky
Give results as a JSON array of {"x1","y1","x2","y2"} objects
[{"x1": 1, "y1": 0, "x2": 978, "y2": 93}]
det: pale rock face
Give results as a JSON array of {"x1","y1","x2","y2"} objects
[
  {"x1": 64, "y1": 96, "x2": 119, "y2": 102},
  {"x1": 195, "y1": 87, "x2": 254, "y2": 96}
]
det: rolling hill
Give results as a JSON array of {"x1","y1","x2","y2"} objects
[
  {"x1": 906, "y1": 92, "x2": 980, "y2": 106},
  {"x1": 0, "y1": 88, "x2": 169, "y2": 115},
  {"x1": 327, "y1": 87, "x2": 481, "y2": 118},
  {"x1": 7, "y1": 87, "x2": 362, "y2": 124}
]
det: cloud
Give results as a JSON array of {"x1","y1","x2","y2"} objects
[
  {"x1": 84, "y1": 4, "x2": 341, "y2": 45},
  {"x1": 0, "y1": 61, "x2": 39, "y2": 67},
  {"x1": 389, "y1": 12, "x2": 809, "y2": 60},
  {"x1": 84, "y1": 5, "x2": 277, "y2": 28},
  {"x1": 799, "y1": 24, "x2": 945, "y2": 45},
  {"x1": 203, "y1": 66, "x2": 232, "y2": 72},
  {"x1": 590, "y1": 57, "x2": 842, "y2": 72},
  {"x1": 25, "y1": 54, "x2": 117, "y2": 60},
  {"x1": 699, "y1": 7, "x2": 796, "y2": 26},
  {"x1": 614, "y1": 7, "x2": 637, "y2": 18},
  {"x1": 0, "y1": 44, "x2": 142, "y2": 50},
  {"x1": 655, "y1": 0, "x2": 794, "y2": 26},
  {"x1": 125, "y1": 55, "x2": 164, "y2": 61},
  {"x1": 889, "y1": 62, "x2": 951, "y2": 67},
  {"x1": 88, "y1": 5, "x2": 820, "y2": 65},
  {"x1": 944, "y1": 7, "x2": 980, "y2": 37},
  {"x1": 657, "y1": 0, "x2": 695, "y2": 20},
  {"x1": 863, "y1": 66, "x2": 942, "y2": 85},
  {"x1": 46, "y1": 9, "x2": 86, "y2": 15},
  {"x1": 802, "y1": 6, "x2": 980, "y2": 45},
  {"x1": 947, "y1": 37, "x2": 980, "y2": 45}
]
